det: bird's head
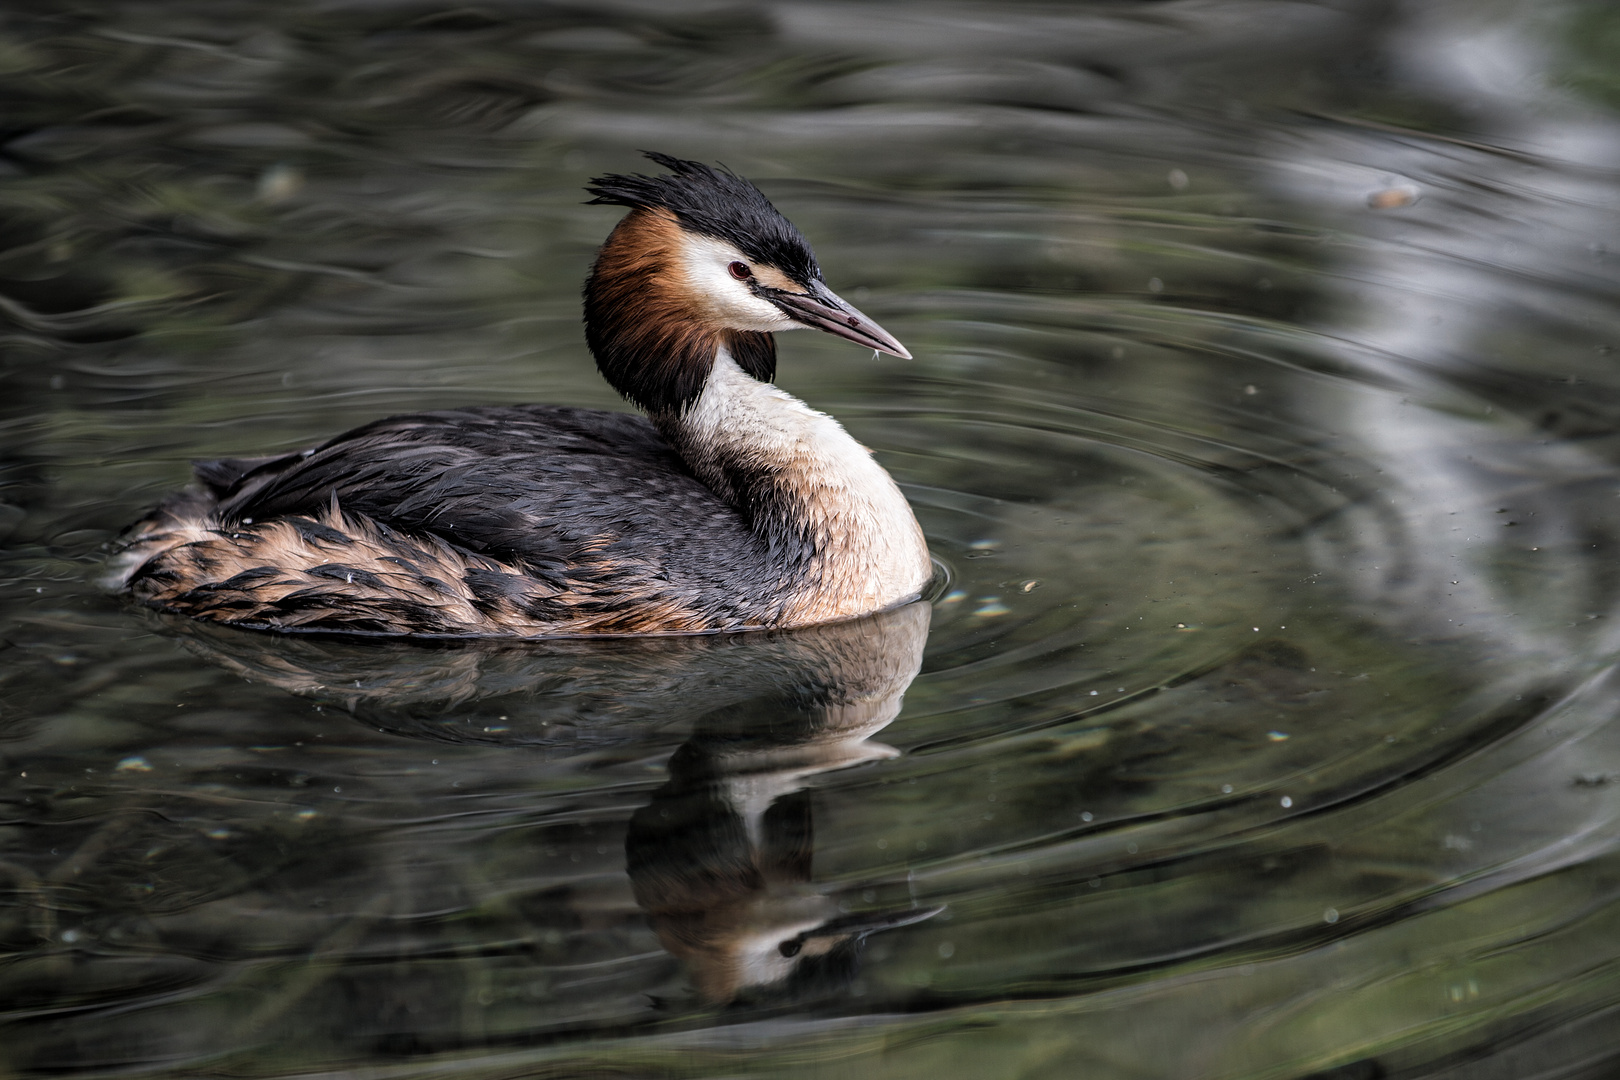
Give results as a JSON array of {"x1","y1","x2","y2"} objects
[{"x1": 583, "y1": 152, "x2": 909, "y2": 415}]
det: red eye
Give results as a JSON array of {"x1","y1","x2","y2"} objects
[{"x1": 728, "y1": 261, "x2": 753, "y2": 280}]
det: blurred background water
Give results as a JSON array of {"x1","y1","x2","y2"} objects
[{"x1": 4, "y1": 1, "x2": 1620, "y2": 1077}]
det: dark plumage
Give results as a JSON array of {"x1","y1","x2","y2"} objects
[
  {"x1": 586, "y1": 152, "x2": 822, "y2": 287},
  {"x1": 121, "y1": 406, "x2": 801, "y2": 635}
]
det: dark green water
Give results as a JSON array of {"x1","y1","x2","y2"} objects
[{"x1": 5, "y1": 1, "x2": 1620, "y2": 1077}]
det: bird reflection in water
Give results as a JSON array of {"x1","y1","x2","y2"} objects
[
  {"x1": 626, "y1": 601, "x2": 940, "y2": 1004},
  {"x1": 160, "y1": 600, "x2": 940, "y2": 1006}
]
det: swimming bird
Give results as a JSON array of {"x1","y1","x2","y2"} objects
[{"x1": 114, "y1": 153, "x2": 932, "y2": 637}]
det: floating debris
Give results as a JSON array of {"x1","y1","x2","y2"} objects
[
  {"x1": 115, "y1": 756, "x2": 153, "y2": 773},
  {"x1": 1367, "y1": 184, "x2": 1420, "y2": 209},
  {"x1": 257, "y1": 162, "x2": 304, "y2": 204}
]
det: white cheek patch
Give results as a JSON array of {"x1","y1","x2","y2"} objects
[{"x1": 676, "y1": 233, "x2": 800, "y2": 332}]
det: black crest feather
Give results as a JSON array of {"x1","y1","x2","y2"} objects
[
  {"x1": 587, "y1": 152, "x2": 821, "y2": 285},
  {"x1": 583, "y1": 153, "x2": 798, "y2": 414}
]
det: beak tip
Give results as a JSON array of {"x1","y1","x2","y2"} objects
[{"x1": 773, "y1": 284, "x2": 914, "y2": 361}]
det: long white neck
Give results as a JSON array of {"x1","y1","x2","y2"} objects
[{"x1": 658, "y1": 351, "x2": 932, "y2": 625}]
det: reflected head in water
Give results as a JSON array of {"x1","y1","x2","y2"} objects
[
  {"x1": 624, "y1": 601, "x2": 940, "y2": 1004},
  {"x1": 159, "y1": 599, "x2": 940, "y2": 1005}
]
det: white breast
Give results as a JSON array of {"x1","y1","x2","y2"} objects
[{"x1": 676, "y1": 351, "x2": 933, "y2": 623}]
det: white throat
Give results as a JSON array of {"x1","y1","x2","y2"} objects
[{"x1": 666, "y1": 351, "x2": 932, "y2": 624}]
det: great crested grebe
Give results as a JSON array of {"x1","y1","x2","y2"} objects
[{"x1": 114, "y1": 153, "x2": 932, "y2": 637}]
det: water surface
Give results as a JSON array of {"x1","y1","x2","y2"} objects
[{"x1": 4, "y1": 1, "x2": 1620, "y2": 1077}]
